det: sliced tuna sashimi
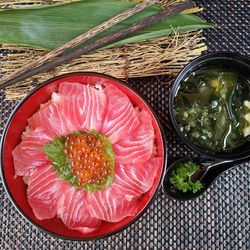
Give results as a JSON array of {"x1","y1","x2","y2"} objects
[
  {"x1": 28, "y1": 102, "x2": 67, "y2": 137},
  {"x1": 57, "y1": 187, "x2": 101, "y2": 234},
  {"x1": 87, "y1": 186, "x2": 138, "y2": 222},
  {"x1": 12, "y1": 127, "x2": 51, "y2": 177},
  {"x1": 112, "y1": 158, "x2": 161, "y2": 201},
  {"x1": 27, "y1": 164, "x2": 68, "y2": 220},
  {"x1": 113, "y1": 109, "x2": 154, "y2": 164},
  {"x1": 58, "y1": 81, "x2": 85, "y2": 96},
  {"x1": 101, "y1": 84, "x2": 140, "y2": 143},
  {"x1": 51, "y1": 93, "x2": 82, "y2": 133},
  {"x1": 56, "y1": 82, "x2": 107, "y2": 132}
]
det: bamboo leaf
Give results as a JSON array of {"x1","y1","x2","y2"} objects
[
  {"x1": 105, "y1": 14, "x2": 211, "y2": 48},
  {"x1": 0, "y1": 0, "x2": 212, "y2": 50}
]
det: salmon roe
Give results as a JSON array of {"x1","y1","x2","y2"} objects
[{"x1": 64, "y1": 132, "x2": 112, "y2": 189}]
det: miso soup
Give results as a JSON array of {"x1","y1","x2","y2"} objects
[{"x1": 174, "y1": 69, "x2": 250, "y2": 152}]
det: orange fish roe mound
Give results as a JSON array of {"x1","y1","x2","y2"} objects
[{"x1": 64, "y1": 132, "x2": 112, "y2": 189}]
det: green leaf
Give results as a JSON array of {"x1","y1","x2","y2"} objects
[
  {"x1": 40, "y1": 131, "x2": 115, "y2": 192},
  {"x1": 105, "y1": 14, "x2": 212, "y2": 49},
  {"x1": 41, "y1": 136, "x2": 78, "y2": 186},
  {"x1": 0, "y1": 0, "x2": 213, "y2": 50},
  {"x1": 72, "y1": 131, "x2": 84, "y2": 137},
  {"x1": 84, "y1": 175, "x2": 114, "y2": 192},
  {"x1": 170, "y1": 160, "x2": 204, "y2": 193},
  {"x1": 41, "y1": 137, "x2": 66, "y2": 165},
  {"x1": 191, "y1": 181, "x2": 204, "y2": 194}
]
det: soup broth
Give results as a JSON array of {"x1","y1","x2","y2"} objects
[{"x1": 174, "y1": 69, "x2": 250, "y2": 152}]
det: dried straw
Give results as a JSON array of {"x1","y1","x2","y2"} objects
[{"x1": 0, "y1": 0, "x2": 207, "y2": 100}]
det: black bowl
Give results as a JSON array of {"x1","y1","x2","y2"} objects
[{"x1": 169, "y1": 52, "x2": 250, "y2": 161}]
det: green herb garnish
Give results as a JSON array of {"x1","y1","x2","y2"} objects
[
  {"x1": 170, "y1": 160, "x2": 203, "y2": 193},
  {"x1": 41, "y1": 131, "x2": 114, "y2": 192},
  {"x1": 41, "y1": 136, "x2": 78, "y2": 187}
]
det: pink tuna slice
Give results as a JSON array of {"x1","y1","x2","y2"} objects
[
  {"x1": 56, "y1": 82, "x2": 107, "y2": 132},
  {"x1": 57, "y1": 187, "x2": 101, "y2": 234},
  {"x1": 12, "y1": 127, "x2": 51, "y2": 177},
  {"x1": 27, "y1": 164, "x2": 68, "y2": 220},
  {"x1": 113, "y1": 109, "x2": 154, "y2": 164},
  {"x1": 28, "y1": 102, "x2": 68, "y2": 137},
  {"x1": 87, "y1": 186, "x2": 138, "y2": 222},
  {"x1": 101, "y1": 84, "x2": 140, "y2": 143},
  {"x1": 112, "y1": 158, "x2": 161, "y2": 201},
  {"x1": 51, "y1": 93, "x2": 82, "y2": 133},
  {"x1": 58, "y1": 81, "x2": 87, "y2": 96}
]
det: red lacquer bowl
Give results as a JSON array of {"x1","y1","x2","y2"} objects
[{"x1": 0, "y1": 73, "x2": 167, "y2": 240}]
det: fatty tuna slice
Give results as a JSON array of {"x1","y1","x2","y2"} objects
[
  {"x1": 87, "y1": 186, "x2": 138, "y2": 222},
  {"x1": 27, "y1": 164, "x2": 68, "y2": 220},
  {"x1": 101, "y1": 84, "x2": 140, "y2": 143},
  {"x1": 56, "y1": 82, "x2": 107, "y2": 132},
  {"x1": 57, "y1": 187, "x2": 101, "y2": 234},
  {"x1": 28, "y1": 102, "x2": 67, "y2": 137},
  {"x1": 113, "y1": 109, "x2": 154, "y2": 164},
  {"x1": 112, "y1": 158, "x2": 161, "y2": 201},
  {"x1": 51, "y1": 93, "x2": 82, "y2": 133},
  {"x1": 12, "y1": 127, "x2": 51, "y2": 177},
  {"x1": 58, "y1": 81, "x2": 86, "y2": 96}
]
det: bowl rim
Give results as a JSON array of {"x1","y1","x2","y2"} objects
[
  {"x1": 0, "y1": 72, "x2": 167, "y2": 241},
  {"x1": 169, "y1": 51, "x2": 250, "y2": 161}
]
